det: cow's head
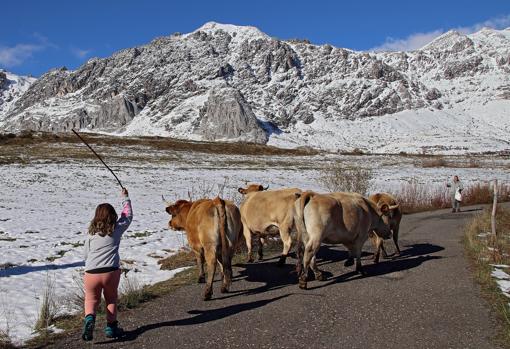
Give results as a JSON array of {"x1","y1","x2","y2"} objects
[
  {"x1": 237, "y1": 184, "x2": 269, "y2": 195},
  {"x1": 164, "y1": 199, "x2": 192, "y2": 231},
  {"x1": 373, "y1": 203, "x2": 399, "y2": 239}
]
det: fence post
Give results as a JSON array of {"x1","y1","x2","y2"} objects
[{"x1": 491, "y1": 179, "x2": 498, "y2": 236}]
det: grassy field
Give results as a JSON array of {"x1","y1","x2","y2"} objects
[{"x1": 464, "y1": 207, "x2": 510, "y2": 348}]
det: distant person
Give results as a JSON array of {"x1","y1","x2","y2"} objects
[
  {"x1": 82, "y1": 188, "x2": 133, "y2": 341},
  {"x1": 447, "y1": 176, "x2": 463, "y2": 213}
]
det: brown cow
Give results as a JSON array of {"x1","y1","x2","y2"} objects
[
  {"x1": 368, "y1": 192, "x2": 402, "y2": 263},
  {"x1": 294, "y1": 191, "x2": 392, "y2": 289},
  {"x1": 165, "y1": 197, "x2": 242, "y2": 300},
  {"x1": 238, "y1": 185, "x2": 302, "y2": 265}
]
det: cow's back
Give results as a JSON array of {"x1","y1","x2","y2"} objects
[{"x1": 240, "y1": 188, "x2": 301, "y2": 226}]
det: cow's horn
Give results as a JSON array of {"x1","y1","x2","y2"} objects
[
  {"x1": 263, "y1": 185, "x2": 269, "y2": 190},
  {"x1": 161, "y1": 195, "x2": 172, "y2": 206},
  {"x1": 389, "y1": 204, "x2": 399, "y2": 210}
]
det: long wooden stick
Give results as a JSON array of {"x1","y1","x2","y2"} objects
[{"x1": 72, "y1": 129, "x2": 124, "y2": 189}]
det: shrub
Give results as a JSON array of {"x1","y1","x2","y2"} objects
[{"x1": 319, "y1": 164, "x2": 373, "y2": 195}]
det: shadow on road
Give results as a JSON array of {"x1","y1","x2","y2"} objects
[
  {"x1": 95, "y1": 294, "x2": 290, "y2": 344},
  {"x1": 306, "y1": 242, "x2": 444, "y2": 290}
]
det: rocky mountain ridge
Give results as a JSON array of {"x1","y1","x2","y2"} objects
[{"x1": 1, "y1": 22, "x2": 509, "y2": 153}]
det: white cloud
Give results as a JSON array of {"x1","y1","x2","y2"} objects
[
  {"x1": 0, "y1": 33, "x2": 56, "y2": 68},
  {"x1": 0, "y1": 43, "x2": 44, "y2": 67},
  {"x1": 371, "y1": 30, "x2": 444, "y2": 52},
  {"x1": 70, "y1": 47, "x2": 92, "y2": 59},
  {"x1": 370, "y1": 14, "x2": 510, "y2": 52}
]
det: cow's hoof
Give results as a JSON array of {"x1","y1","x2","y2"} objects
[
  {"x1": 258, "y1": 255, "x2": 264, "y2": 261},
  {"x1": 247, "y1": 257, "x2": 254, "y2": 263},
  {"x1": 357, "y1": 268, "x2": 367, "y2": 276},
  {"x1": 315, "y1": 273, "x2": 327, "y2": 281},
  {"x1": 197, "y1": 276, "x2": 205, "y2": 284},
  {"x1": 220, "y1": 285, "x2": 229, "y2": 294},
  {"x1": 203, "y1": 292, "x2": 212, "y2": 301},
  {"x1": 344, "y1": 258, "x2": 354, "y2": 267},
  {"x1": 298, "y1": 280, "x2": 307, "y2": 290},
  {"x1": 277, "y1": 256, "x2": 287, "y2": 267}
]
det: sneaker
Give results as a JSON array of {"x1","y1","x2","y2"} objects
[
  {"x1": 81, "y1": 314, "x2": 95, "y2": 341},
  {"x1": 104, "y1": 321, "x2": 124, "y2": 338}
]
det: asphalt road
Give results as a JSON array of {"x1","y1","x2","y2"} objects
[{"x1": 49, "y1": 205, "x2": 501, "y2": 349}]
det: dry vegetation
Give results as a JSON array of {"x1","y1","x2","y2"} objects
[
  {"x1": 420, "y1": 156, "x2": 481, "y2": 168},
  {"x1": 319, "y1": 163, "x2": 373, "y2": 195},
  {"x1": 0, "y1": 131, "x2": 318, "y2": 165},
  {"x1": 394, "y1": 180, "x2": 510, "y2": 214},
  {"x1": 464, "y1": 207, "x2": 510, "y2": 347}
]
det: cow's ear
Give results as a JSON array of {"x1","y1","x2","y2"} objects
[
  {"x1": 380, "y1": 204, "x2": 389, "y2": 215},
  {"x1": 258, "y1": 185, "x2": 264, "y2": 191},
  {"x1": 166, "y1": 205, "x2": 178, "y2": 215},
  {"x1": 238, "y1": 188, "x2": 246, "y2": 194}
]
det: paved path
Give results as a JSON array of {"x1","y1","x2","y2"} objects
[{"x1": 50, "y1": 206, "x2": 501, "y2": 349}]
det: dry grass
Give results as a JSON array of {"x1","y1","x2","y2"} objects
[
  {"x1": 319, "y1": 163, "x2": 373, "y2": 195},
  {"x1": 0, "y1": 131, "x2": 318, "y2": 163},
  {"x1": 464, "y1": 207, "x2": 510, "y2": 347},
  {"x1": 393, "y1": 180, "x2": 510, "y2": 214},
  {"x1": 34, "y1": 274, "x2": 59, "y2": 333},
  {"x1": 421, "y1": 157, "x2": 448, "y2": 168},
  {"x1": 158, "y1": 249, "x2": 196, "y2": 270},
  {"x1": 393, "y1": 179, "x2": 450, "y2": 214}
]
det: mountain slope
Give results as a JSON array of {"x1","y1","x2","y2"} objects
[{"x1": 1, "y1": 23, "x2": 509, "y2": 153}]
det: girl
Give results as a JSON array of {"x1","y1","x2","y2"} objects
[{"x1": 82, "y1": 188, "x2": 133, "y2": 341}]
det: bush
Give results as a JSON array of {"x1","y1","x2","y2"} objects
[{"x1": 319, "y1": 164, "x2": 373, "y2": 195}]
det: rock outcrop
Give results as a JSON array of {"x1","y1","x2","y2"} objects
[{"x1": 197, "y1": 87, "x2": 267, "y2": 143}]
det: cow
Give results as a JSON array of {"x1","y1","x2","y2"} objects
[
  {"x1": 368, "y1": 192, "x2": 402, "y2": 263},
  {"x1": 238, "y1": 184, "x2": 268, "y2": 195},
  {"x1": 237, "y1": 184, "x2": 302, "y2": 265},
  {"x1": 294, "y1": 191, "x2": 392, "y2": 289},
  {"x1": 165, "y1": 196, "x2": 242, "y2": 300}
]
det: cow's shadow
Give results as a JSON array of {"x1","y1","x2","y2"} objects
[{"x1": 305, "y1": 242, "x2": 444, "y2": 290}]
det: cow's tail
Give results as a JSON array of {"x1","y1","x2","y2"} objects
[
  {"x1": 293, "y1": 191, "x2": 316, "y2": 275},
  {"x1": 213, "y1": 196, "x2": 229, "y2": 267}
]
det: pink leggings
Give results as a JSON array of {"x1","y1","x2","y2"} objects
[{"x1": 83, "y1": 269, "x2": 121, "y2": 322}]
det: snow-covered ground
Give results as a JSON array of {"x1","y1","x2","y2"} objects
[{"x1": 0, "y1": 146, "x2": 509, "y2": 344}]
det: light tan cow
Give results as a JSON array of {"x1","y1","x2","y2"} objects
[
  {"x1": 165, "y1": 197, "x2": 242, "y2": 300},
  {"x1": 238, "y1": 185, "x2": 302, "y2": 265},
  {"x1": 294, "y1": 191, "x2": 392, "y2": 289},
  {"x1": 368, "y1": 192, "x2": 402, "y2": 263}
]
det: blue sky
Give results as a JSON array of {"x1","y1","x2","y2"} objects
[{"x1": 1, "y1": 0, "x2": 509, "y2": 77}]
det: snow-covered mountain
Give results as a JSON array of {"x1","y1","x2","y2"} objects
[
  {"x1": 1, "y1": 22, "x2": 510, "y2": 154},
  {"x1": 0, "y1": 70, "x2": 36, "y2": 116}
]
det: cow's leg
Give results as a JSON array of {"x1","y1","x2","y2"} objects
[
  {"x1": 243, "y1": 225, "x2": 254, "y2": 263},
  {"x1": 371, "y1": 234, "x2": 383, "y2": 264},
  {"x1": 299, "y1": 238, "x2": 320, "y2": 289},
  {"x1": 344, "y1": 243, "x2": 354, "y2": 267},
  {"x1": 310, "y1": 255, "x2": 326, "y2": 281},
  {"x1": 277, "y1": 224, "x2": 292, "y2": 266},
  {"x1": 195, "y1": 249, "x2": 206, "y2": 283},
  {"x1": 380, "y1": 241, "x2": 389, "y2": 259},
  {"x1": 257, "y1": 237, "x2": 265, "y2": 261},
  {"x1": 353, "y1": 243, "x2": 366, "y2": 275},
  {"x1": 220, "y1": 250, "x2": 233, "y2": 294},
  {"x1": 295, "y1": 239, "x2": 304, "y2": 276},
  {"x1": 392, "y1": 224, "x2": 401, "y2": 256},
  {"x1": 203, "y1": 245, "x2": 217, "y2": 301}
]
